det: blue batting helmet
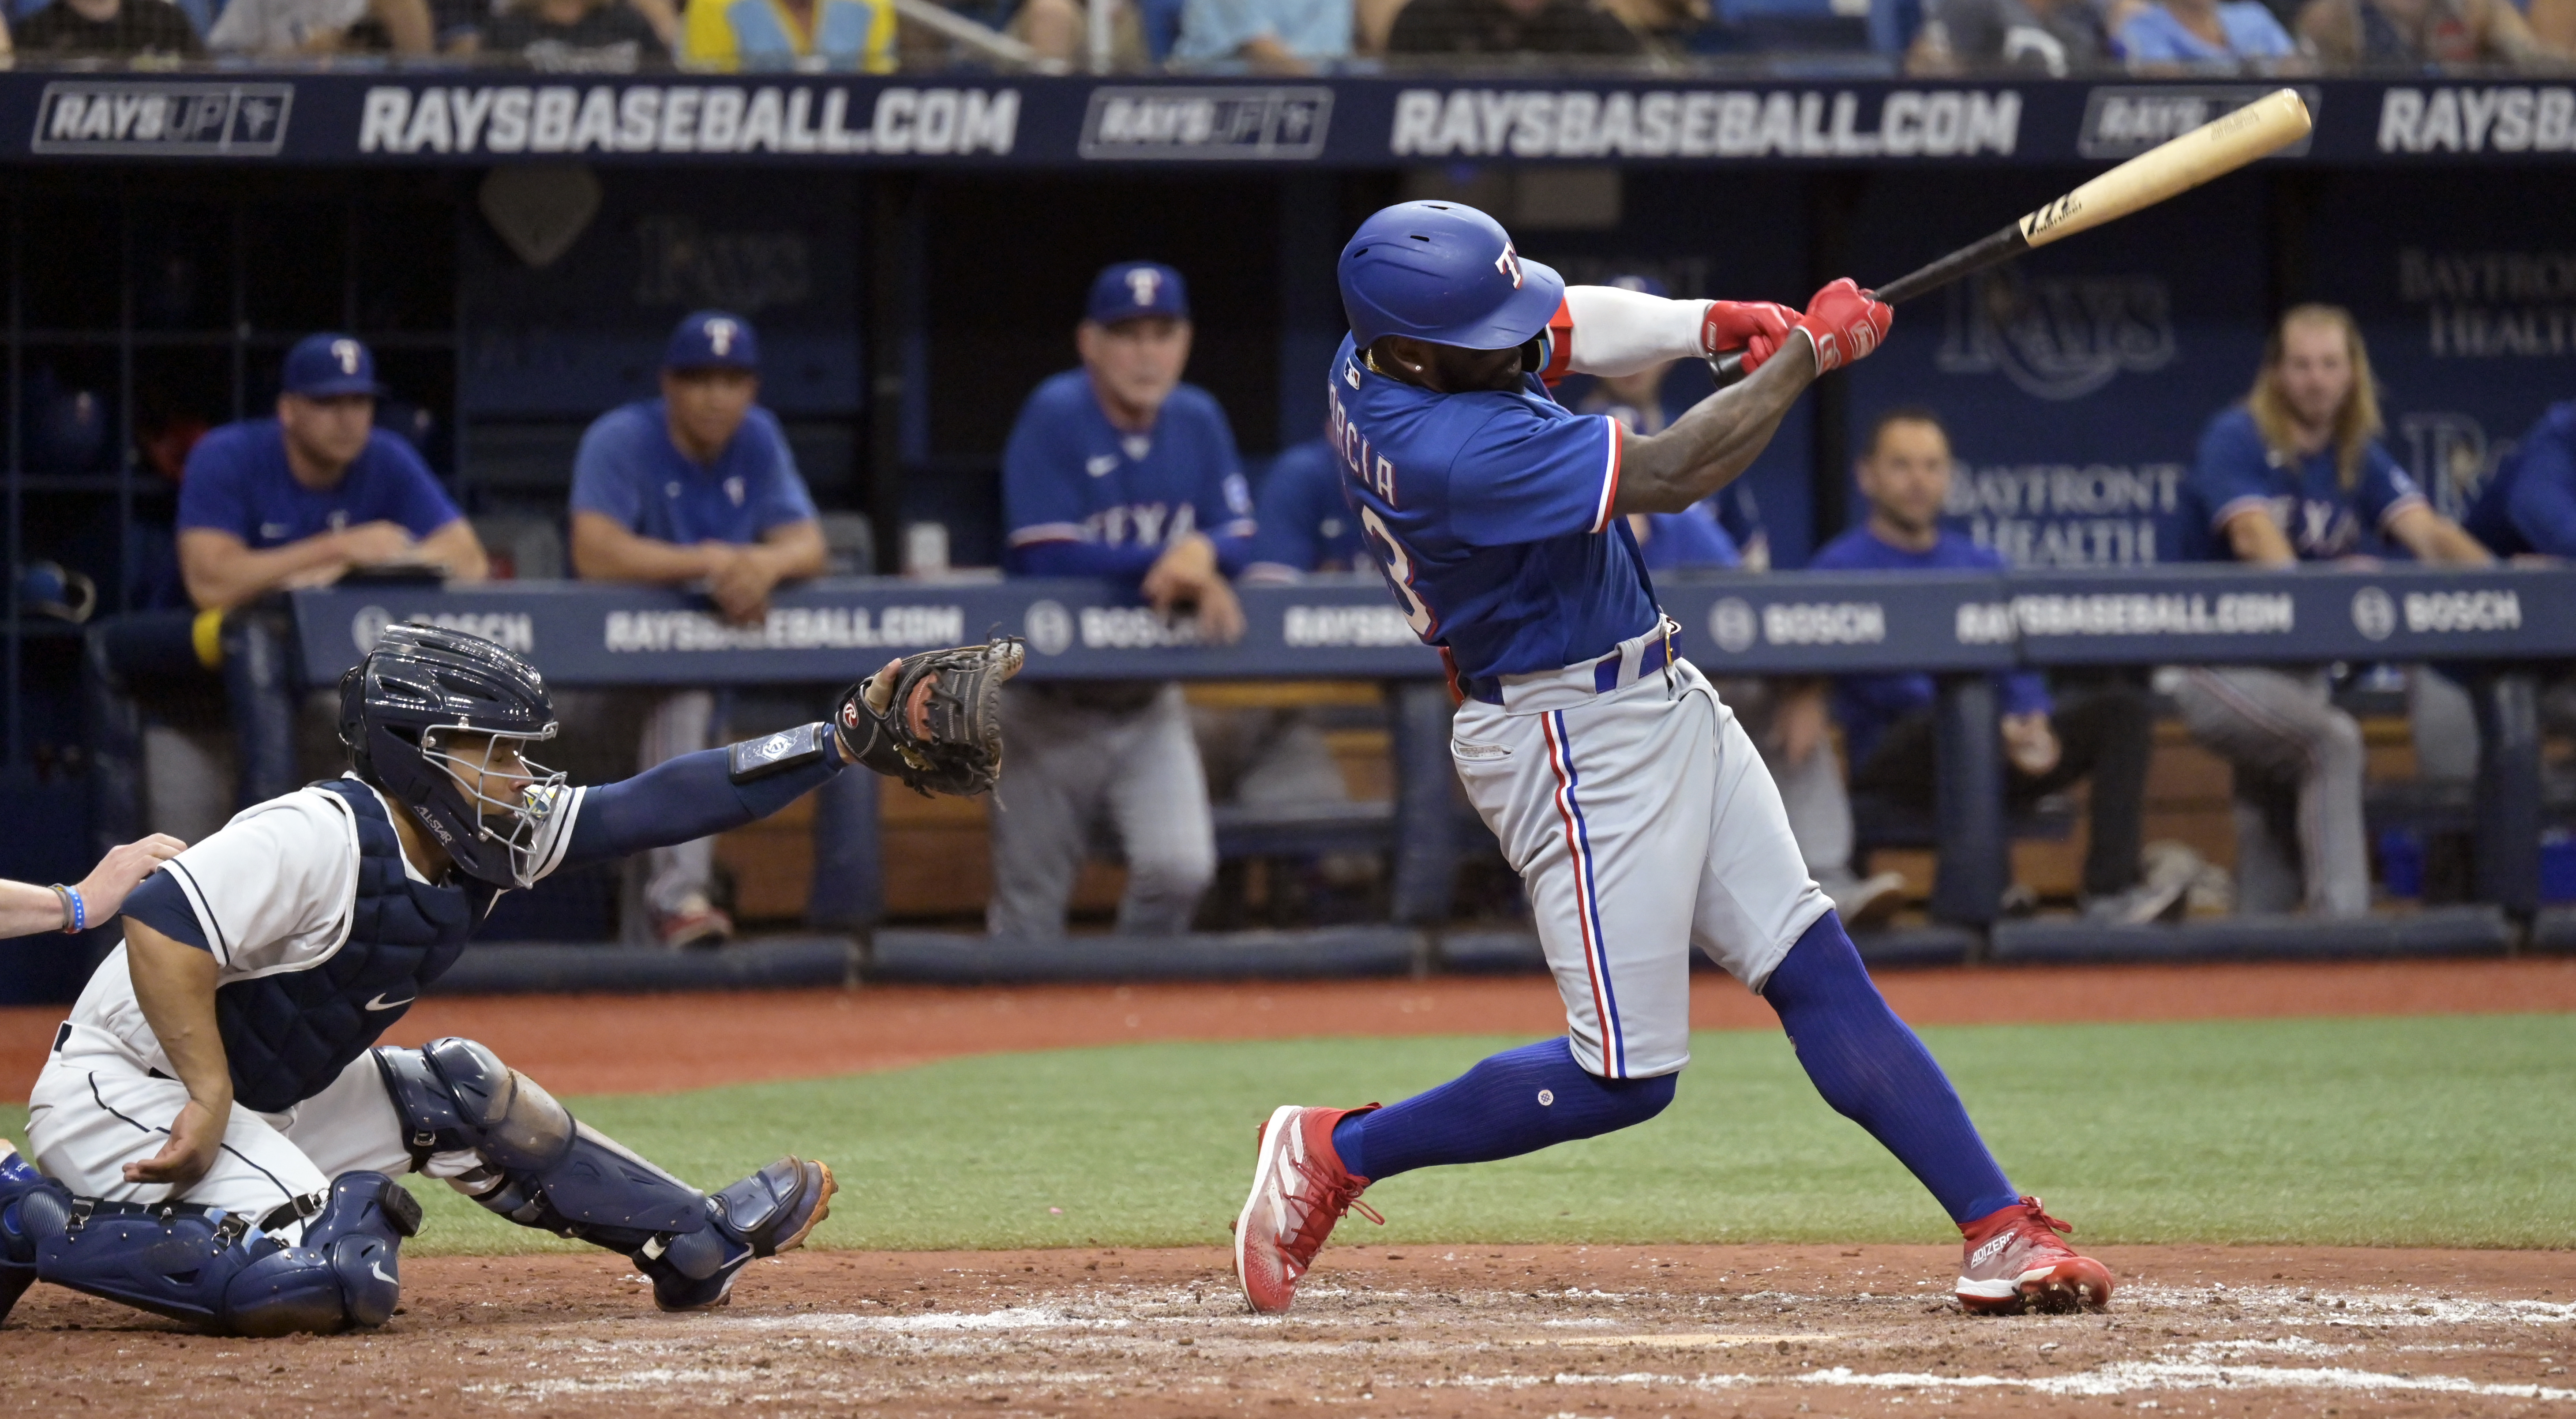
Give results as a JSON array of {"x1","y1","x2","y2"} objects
[{"x1": 1338, "y1": 202, "x2": 1565, "y2": 351}]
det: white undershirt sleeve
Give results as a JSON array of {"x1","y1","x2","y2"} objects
[{"x1": 1562, "y1": 286, "x2": 1713, "y2": 379}]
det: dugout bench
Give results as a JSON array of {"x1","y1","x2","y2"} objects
[{"x1": 246, "y1": 563, "x2": 2576, "y2": 938}]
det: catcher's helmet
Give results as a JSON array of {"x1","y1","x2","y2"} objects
[
  {"x1": 337, "y1": 623, "x2": 566, "y2": 888},
  {"x1": 1337, "y1": 201, "x2": 1565, "y2": 352}
]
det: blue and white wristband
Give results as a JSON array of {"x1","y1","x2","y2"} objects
[{"x1": 51, "y1": 884, "x2": 84, "y2": 935}]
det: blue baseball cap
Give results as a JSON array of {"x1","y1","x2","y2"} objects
[
  {"x1": 1339, "y1": 202, "x2": 1564, "y2": 351},
  {"x1": 281, "y1": 334, "x2": 385, "y2": 398},
  {"x1": 1086, "y1": 262, "x2": 1189, "y2": 326},
  {"x1": 665, "y1": 310, "x2": 761, "y2": 372}
]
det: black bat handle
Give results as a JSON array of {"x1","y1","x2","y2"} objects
[{"x1": 1706, "y1": 222, "x2": 2032, "y2": 390}]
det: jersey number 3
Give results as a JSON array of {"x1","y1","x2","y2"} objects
[{"x1": 1359, "y1": 505, "x2": 1436, "y2": 640}]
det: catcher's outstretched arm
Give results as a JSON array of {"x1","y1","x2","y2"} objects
[
  {"x1": 834, "y1": 637, "x2": 1025, "y2": 799},
  {"x1": 559, "y1": 728, "x2": 851, "y2": 869}
]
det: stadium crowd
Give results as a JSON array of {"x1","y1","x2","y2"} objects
[
  {"x1": 116, "y1": 255, "x2": 2576, "y2": 944},
  {"x1": 0, "y1": 0, "x2": 2569, "y2": 75}
]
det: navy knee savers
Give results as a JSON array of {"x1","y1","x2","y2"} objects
[{"x1": 0, "y1": 1147, "x2": 420, "y2": 1337}]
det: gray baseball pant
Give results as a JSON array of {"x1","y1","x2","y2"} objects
[
  {"x1": 2170, "y1": 665, "x2": 2369, "y2": 917},
  {"x1": 987, "y1": 682, "x2": 1217, "y2": 938},
  {"x1": 640, "y1": 689, "x2": 719, "y2": 917}
]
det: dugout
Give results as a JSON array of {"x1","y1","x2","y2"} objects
[{"x1": 4, "y1": 74, "x2": 2574, "y2": 987}]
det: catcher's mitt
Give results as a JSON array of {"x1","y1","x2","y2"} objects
[{"x1": 834, "y1": 636, "x2": 1025, "y2": 797}]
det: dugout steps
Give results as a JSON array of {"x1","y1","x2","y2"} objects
[{"x1": 414, "y1": 907, "x2": 2553, "y2": 996}]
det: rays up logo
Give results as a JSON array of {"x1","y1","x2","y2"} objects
[{"x1": 1934, "y1": 268, "x2": 2175, "y2": 400}]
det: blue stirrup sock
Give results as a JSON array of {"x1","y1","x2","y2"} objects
[
  {"x1": 1328, "y1": 1036, "x2": 1674, "y2": 1182},
  {"x1": 1762, "y1": 912, "x2": 2021, "y2": 1224}
]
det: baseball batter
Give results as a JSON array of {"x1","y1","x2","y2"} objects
[
  {"x1": 1231, "y1": 201, "x2": 2113, "y2": 1318},
  {"x1": 0, "y1": 623, "x2": 1016, "y2": 1337}
]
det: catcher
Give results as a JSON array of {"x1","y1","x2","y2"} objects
[{"x1": 0, "y1": 623, "x2": 1017, "y2": 1336}]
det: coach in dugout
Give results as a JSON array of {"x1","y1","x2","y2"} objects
[
  {"x1": 2415, "y1": 397, "x2": 2576, "y2": 772},
  {"x1": 568, "y1": 309, "x2": 827, "y2": 949},
  {"x1": 995, "y1": 261, "x2": 1253, "y2": 939},
  {"x1": 1815, "y1": 408, "x2": 2169, "y2": 923},
  {"x1": 2172, "y1": 305, "x2": 2493, "y2": 919}
]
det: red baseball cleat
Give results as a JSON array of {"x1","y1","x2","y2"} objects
[
  {"x1": 1231, "y1": 1104, "x2": 1382, "y2": 1314},
  {"x1": 1955, "y1": 1195, "x2": 2114, "y2": 1314}
]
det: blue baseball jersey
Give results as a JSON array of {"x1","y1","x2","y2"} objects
[
  {"x1": 1635, "y1": 505, "x2": 1741, "y2": 571},
  {"x1": 569, "y1": 400, "x2": 818, "y2": 546},
  {"x1": 1810, "y1": 525, "x2": 2050, "y2": 765},
  {"x1": 1327, "y1": 335, "x2": 1653, "y2": 683},
  {"x1": 2464, "y1": 400, "x2": 2576, "y2": 558},
  {"x1": 1246, "y1": 438, "x2": 1363, "y2": 578},
  {"x1": 2176, "y1": 406, "x2": 2426, "y2": 563},
  {"x1": 178, "y1": 420, "x2": 463, "y2": 549},
  {"x1": 1003, "y1": 371, "x2": 1255, "y2": 577}
]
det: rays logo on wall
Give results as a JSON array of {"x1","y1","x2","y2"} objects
[{"x1": 1933, "y1": 269, "x2": 2176, "y2": 400}]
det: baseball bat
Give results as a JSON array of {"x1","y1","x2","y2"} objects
[{"x1": 1709, "y1": 87, "x2": 2312, "y2": 387}]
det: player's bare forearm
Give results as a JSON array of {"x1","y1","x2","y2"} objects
[
  {"x1": 180, "y1": 528, "x2": 356, "y2": 611},
  {"x1": 2387, "y1": 506, "x2": 2497, "y2": 566},
  {"x1": 2222, "y1": 511, "x2": 2300, "y2": 567},
  {"x1": 755, "y1": 519, "x2": 830, "y2": 581},
  {"x1": 1611, "y1": 341, "x2": 1816, "y2": 516},
  {"x1": 125, "y1": 920, "x2": 234, "y2": 1187},
  {"x1": 570, "y1": 511, "x2": 727, "y2": 584},
  {"x1": 419, "y1": 519, "x2": 492, "y2": 583}
]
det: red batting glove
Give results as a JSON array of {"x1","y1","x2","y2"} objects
[
  {"x1": 1701, "y1": 299, "x2": 1797, "y2": 361},
  {"x1": 1789, "y1": 278, "x2": 1893, "y2": 373}
]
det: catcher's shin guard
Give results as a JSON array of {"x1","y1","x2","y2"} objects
[
  {"x1": 21, "y1": 1169, "x2": 418, "y2": 1336},
  {"x1": 0, "y1": 1140, "x2": 73, "y2": 1326},
  {"x1": 375, "y1": 1038, "x2": 835, "y2": 1311}
]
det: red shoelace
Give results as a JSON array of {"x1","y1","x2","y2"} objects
[{"x1": 1278, "y1": 1151, "x2": 1385, "y2": 1270}]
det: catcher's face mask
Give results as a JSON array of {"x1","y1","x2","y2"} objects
[{"x1": 420, "y1": 725, "x2": 569, "y2": 887}]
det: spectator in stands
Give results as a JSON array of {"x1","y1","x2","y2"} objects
[
  {"x1": 1815, "y1": 408, "x2": 2175, "y2": 924},
  {"x1": 682, "y1": 0, "x2": 892, "y2": 69},
  {"x1": 478, "y1": 0, "x2": 674, "y2": 63},
  {"x1": 995, "y1": 262, "x2": 1252, "y2": 940},
  {"x1": 2296, "y1": 0, "x2": 2563, "y2": 68},
  {"x1": 11, "y1": 0, "x2": 201, "y2": 56},
  {"x1": 1385, "y1": 0, "x2": 1644, "y2": 56},
  {"x1": 1907, "y1": 0, "x2": 2110, "y2": 72},
  {"x1": 2116, "y1": 0, "x2": 2298, "y2": 62},
  {"x1": 208, "y1": 0, "x2": 433, "y2": 52},
  {"x1": 1570, "y1": 278, "x2": 1907, "y2": 927},
  {"x1": 179, "y1": 335, "x2": 488, "y2": 613},
  {"x1": 1007, "y1": 0, "x2": 1151, "y2": 68},
  {"x1": 2172, "y1": 305, "x2": 2493, "y2": 918},
  {"x1": 568, "y1": 310, "x2": 827, "y2": 950},
  {"x1": 1171, "y1": 0, "x2": 1349, "y2": 67}
]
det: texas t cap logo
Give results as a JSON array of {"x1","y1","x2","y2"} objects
[
  {"x1": 1494, "y1": 242, "x2": 1524, "y2": 289},
  {"x1": 705, "y1": 317, "x2": 740, "y2": 357},
  {"x1": 332, "y1": 338, "x2": 363, "y2": 374},
  {"x1": 1127, "y1": 268, "x2": 1163, "y2": 306}
]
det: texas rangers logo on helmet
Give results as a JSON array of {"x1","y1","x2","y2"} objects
[
  {"x1": 332, "y1": 338, "x2": 363, "y2": 374},
  {"x1": 1126, "y1": 267, "x2": 1163, "y2": 307},
  {"x1": 704, "y1": 317, "x2": 741, "y2": 356},
  {"x1": 1493, "y1": 242, "x2": 1525, "y2": 290}
]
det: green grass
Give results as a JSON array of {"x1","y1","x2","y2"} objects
[{"x1": 7, "y1": 1014, "x2": 2571, "y2": 1255}]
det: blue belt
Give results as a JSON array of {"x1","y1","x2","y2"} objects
[{"x1": 1462, "y1": 634, "x2": 1672, "y2": 707}]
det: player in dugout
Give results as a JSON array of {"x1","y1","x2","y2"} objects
[
  {"x1": 166, "y1": 334, "x2": 491, "y2": 843},
  {"x1": 1573, "y1": 273, "x2": 1906, "y2": 928},
  {"x1": 2423, "y1": 397, "x2": 2576, "y2": 768},
  {"x1": 1813, "y1": 408, "x2": 2174, "y2": 924},
  {"x1": 994, "y1": 261, "x2": 1256, "y2": 939},
  {"x1": 2171, "y1": 304, "x2": 2494, "y2": 919},
  {"x1": 568, "y1": 309, "x2": 829, "y2": 950},
  {"x1": 0, "y1": 622, "x2": 1016, "y2": 1337}
]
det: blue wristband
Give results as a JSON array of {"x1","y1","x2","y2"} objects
[{"x1": 52, "y1": 884, "x2": 84, "y2": 935}]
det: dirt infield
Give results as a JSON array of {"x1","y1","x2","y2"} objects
[
  {"x1": 4, "y1": 1243, "x2": 2569, "y2": 1416},
  {"x1": 8, "y1": 955, "x2": 2575, "y2": 1098},
  {"x1": 4, "y1": 957, "x2": 2571, "y2": 1415}
]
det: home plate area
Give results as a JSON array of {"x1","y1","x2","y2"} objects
[{"x1": 4, "y1": 1243, "x2": 2569, "y2": 1417}]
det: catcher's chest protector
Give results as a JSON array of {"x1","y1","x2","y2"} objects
[{"x1": 214, "y1": 780, "x2": 492, "y2": 1114}]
